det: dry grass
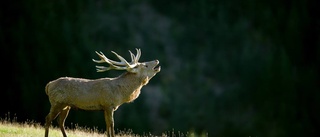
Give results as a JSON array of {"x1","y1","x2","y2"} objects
[
  {"x1": 0, "y1": 119, "x2": 106, "y2": 137},
  {"x1": 0, "y1": 116, "x2": 140, "y2": 137},
  {"x1": 0, "y1": 115, "x2": 206, "y2": 137}
]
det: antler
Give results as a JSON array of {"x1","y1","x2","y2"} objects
[{"x1": 92, "y1": 48, "x2": 141, "y2": 72}]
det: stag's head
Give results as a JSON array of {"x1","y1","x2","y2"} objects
[{"x1": 92, "y1": 48, "x2": 161, "y2": 80}]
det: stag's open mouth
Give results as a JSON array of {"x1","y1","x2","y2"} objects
[
  {"x1": 154, "y1": 65, "x2": 161, "y2": 72},
  {"x1": 153, "y1": 60, "x2": 161, "y2": 72}
]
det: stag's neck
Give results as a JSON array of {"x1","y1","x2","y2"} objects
[{"x1": 115, "y1": 72, "x2": 147, "y2": 103}]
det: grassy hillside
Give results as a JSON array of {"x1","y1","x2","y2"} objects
[
  {"x1": 0, "y1": 118, "x2": 204, "y2": 137},
  {"x1": 0, "y1": 120, "x2": 106, "y2": 137}
]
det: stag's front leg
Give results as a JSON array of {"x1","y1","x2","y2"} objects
[{"x1": 104, "y1": 108, "x2": 115, "y2": 137}]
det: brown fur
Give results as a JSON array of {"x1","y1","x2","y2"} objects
[{"x1": 44, "y1": 54, "x2": 160, "y2": 137}]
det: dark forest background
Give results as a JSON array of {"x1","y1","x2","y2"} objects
[{"x1": 1, "y1": 0, "x2": 320, "y2": 136}]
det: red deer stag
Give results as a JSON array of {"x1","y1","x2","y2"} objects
[{"x1": 44, "y1": 48, "x2": 161, "y2": 137}]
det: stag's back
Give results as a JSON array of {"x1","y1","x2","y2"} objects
[{"x1": 46, "y1": 77, "x2": 108, "y2": 107}]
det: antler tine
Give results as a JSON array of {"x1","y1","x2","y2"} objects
[
  {"x1": 92, "y1": 51, "x2": 108, "y2": 63},
  {"x1": 135, "y1": 48, "x2": 141, "y2": 63},
  {"x1": 95, "y1": 65, "x2": 111, "y2": 72},
  {"x1": 111, "y1": 51, "x2": 136, "y2": 68},
  {"x1": 95, "y1": 64, "x2": 129, "y2": 72},
  {"x1": 129, "y1": 50, "x2": 136, "y2": 63}
]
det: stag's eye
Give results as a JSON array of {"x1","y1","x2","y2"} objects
[{"x1": 145, "y1": 65, "x2": 148, "y2": 68}]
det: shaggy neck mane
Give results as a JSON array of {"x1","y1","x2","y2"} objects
[{"x1": 115, "y1": 72, "x2": 147, "y2": 103}]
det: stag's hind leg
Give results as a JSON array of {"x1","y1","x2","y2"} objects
[
  {"x1": 44, "y1": 103, "x2": 67, "y2": 137},
  {"x1": 45, "y1": 109, "x2": 60, "y2": 137},
  {"x1": 58, "y1": 106, "x2": 71, "y2": 137}
]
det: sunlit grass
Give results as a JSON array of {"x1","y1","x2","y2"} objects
[
  {"x1": 0, "y1": 115, "x2": 207, "y2": 137},
  {"x1": 0, "y1": 119, "x2": 106, "y2": 137}
]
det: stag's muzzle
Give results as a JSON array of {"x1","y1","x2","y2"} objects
[{"x1": 153, "y1": 60, "x2": 161, "y2": 72}]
